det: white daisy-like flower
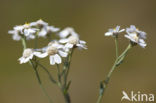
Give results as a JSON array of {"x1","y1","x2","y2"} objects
[
  {"x1": 125, "y1": 25, "x2": 147, "y2": 48},
  {"x1": 8, "y1": 23, "x2": 38, "y2": 40},
  {"x1": 36, "y1": 42, "x2": 68, "y2": 65},
  {"x1": 38, "y1": 26, "x2": 60, "y2": 37},
  {"x1": 8, "y1": 30, "x2": 21, "y2": 41},
  {"x1": 8, "y1": 25, "x2": 26, "y2": 41},
  {"x1": 23, "y1": 24, "x2": 39, "y2": 39},
  {"x1": 105, "y1": 26, "x2": 125, "y2": 37},
  {"x1": 30, "y1": 19, "x2": 48, "y2": 27},
  {"x1": 19, "y1": 48, "x2": 42, "y2": 64},
  {"x1": 59, "y1": 36, "x2": 87, "y2": 51},
  {"x1": 58, "y1": 27, "x2": 79, "y2": 38},
  {"x1": 14, "y1": 25, "x2": 25, "y2": 33}
]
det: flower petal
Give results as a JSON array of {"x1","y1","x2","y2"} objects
[
  {"x1": 54, "y1": 54, "x2": 62, "y2": 64},
  {"x1": 76, "y1": 44, "x2": 87, "y2": 49},
  {"x1": 50, "y1": 56, "x2": 55, "y2": 65},
  {"x1": 65, "y1": 43, "x2": 73, "y2": 48},
  {"x1": 119, "y1": 29, "x2": 125, "y2": 33},
  {"x1": 115, "y1": 26, "x2": 120, "y2": 32},
  {"x1": 79, "y1": 40, "x2": 86, "y2": 44},
  {"x1": 58, "y1": 50, "x2": 68, "y2": 57},
  {"x1": 34, "y1": 52, "x2": 48, "y2": 58},
  {"x1": 105, "y1": 32, "x2": 112, "y2": 36},
  {"x1": 59, "y1": 39, "x2": 68, "y2": 43},
  {"x1": 33, "y1": 52, "x2": 48, "y2": 58}
]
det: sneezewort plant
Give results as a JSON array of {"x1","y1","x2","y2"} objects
[
  {"x1": 8, "y1": 19, "x2": 87, "y2": 103},
  {"x1": 9, "y1": 21, "x2": 147, "y2": 103},
  {"x1": 96, "y1": 25, "x2": 147, "y2": 103}
]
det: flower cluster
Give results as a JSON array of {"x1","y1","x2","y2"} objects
[
  {"x1": 8, "y1": 20, "x2": 59, "y2": 40},
  {"x1": 105, "y1": 25, "x2": 147, "y2": 48},
  {"x1": 8, "y1": 19, "x2": 87, "y2": 65}
]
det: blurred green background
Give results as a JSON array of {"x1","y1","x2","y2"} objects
[{"x1": 0, "y1": 0, "x2": 156, "y2": 103}]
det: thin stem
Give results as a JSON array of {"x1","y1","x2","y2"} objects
[
  {"x1": 62, "y1": 93, "x2": 71, "y2": 103},
  {"x1": 60, "y1": 49, "x2": 74, "y2": 103},
  {"x1": 115, "y1": 37, "x2": 118, "y2": 58},
  {"x1": 96, "y1": 94, "x2": 103, "y2": 103},
  {"x1": 117, "y1": 44, "x2": 132, "y2": 60},
  {"x1": 64, "y1": 49, "x2": 74, "y2": 86},
  {"x1": 57, "y1": 64, "x2": 62, "y2": 86},
  {"x1": 96, "y1": 44, "x2": 132, "y2": 103},
  {"x1": 21, "y1": 38, "x2": 26, "y2": 50},
  {"x1": 32, "y1": 63, "x2": 53, "y2": 103},
  {"x1": 47, "y1": 34, "x2": 52, "y2": 42},
  {"x1": 34, "y1": 35, "x2": 38, "y2": 49},
  {"x1": 21, "y1": 38, "x2": 53, "y2": 103},
  {"x1": 38, "y1": 62, "x2": 57, "y2": 84}
]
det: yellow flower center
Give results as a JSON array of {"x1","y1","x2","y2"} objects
[{"x1": 24, "y1": 23, "x2": 30, "y2": 29}]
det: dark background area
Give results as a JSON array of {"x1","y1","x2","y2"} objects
[{"x1": 0, "y1": 0, "x2": 156, "y2": 103}]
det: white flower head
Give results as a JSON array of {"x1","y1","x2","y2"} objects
[
  {"x1": 19, "y1": 48, "x2": 42, "y2": 64},
  {"x1": 125, "y1": 25, "x2": 147, "y2": 48},
  {"x1": 59, "y1": 35, "x2": 87, "y2": 51},
  {"x1": 8, "y1": 23, "x2": 38, "y2": 41},
  {"x1": 36, "y1": 42, "x2": 68, "y2": 65},
  {"x1": 105, "y1": 26, "x2": 125, "y2": 37},
  {"x1": 38, "y1": 26, "x2": 60, "y2": 37},
  {"x1": 58, "y1": 27, "x2": 79, "y2": 38},
  {"x1": 23, "y1": 24, "x2": 39, "y2": 39},
  {"x1": 30, "y1": 19, "x2": 48, "y2": 27},
  {"x1": 8, "y1": 25, "x2": 26, "y2": 41},
  {"x1": 8, "y1": 30, "x2": 21, "y2": 41}
]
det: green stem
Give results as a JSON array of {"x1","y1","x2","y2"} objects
[
  {"x1": 96, "y1": 44, "x2": 132, "y2": 103},
  {"x1": 115, "y1": 38, "x2": 118, "y2": 59},
  {"x1": 117, "y1": 44, "x2": 132, "y2": 60},
  {"x1": 21, "y1": 38, "x2": 53, "y2": 103},
  {"x1": 34, "y1": 35, "x2": 38, "y2": 49},
  {"x1": 57, "y1": 64, "x2": 62, "y2": 86},
  {"x1": 62, "y1": 92, "x2": 71, "y2": 103},
  {"x1": 38, "y1": 62, "x2": 57, "y2": 84},
  {"x1": 61, "y1": 49, "x2": 74, "y2": 103},
  {"x1": 21, "y1": 38, "x2": 26, "y2": 50},
  {"x1": 32, "y1": 62, "x2": 53, "y2": 103},
  {"x1": 96, "y1": 94, "x2": 103, "y2": 103},
  {"x1": 64, "y1": 49, "x2": 74, "y2": 86}
]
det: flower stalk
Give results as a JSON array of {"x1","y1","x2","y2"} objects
[
  {"x1": 31, "y1": 60, "x2": 53, "y2": 103},
  {"x1": 62, "y1": 49, "x2": 74, "y2": 103},
  {"x1": 96, "y1": 43, "x2": 132, "y2": 103},
  {"x1": 21, "y1": 37, "x2": 53, "y2": 103}
]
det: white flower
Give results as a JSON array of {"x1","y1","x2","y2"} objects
[
  {"x1": 14, "y1": 25, "x2": 25, "y2": 33},
  {"x1": 30, "y1": 19, "x2": 48, "y2": 27},
  {"x1": 58, "y1": 27, "x2": 79, "y2": 38},
  {"x1": 8, "y1": 30, "x2": 21, "y2": 41},
  {"x1": 8, "y1": 23, "x2": 38, "y2": 40},
  {"x1": 19, "y1": 48, "x2": 42, "y2": 64},
  {"x1": 36, "y1": 42, "x2": 68, "y2": 65},
  {"x1": 24, "y1": 28, "x2": 39, "y2": 40},
  {"x1": 8, "y1": 25, "x2": 26, "y2": 41},
  {"x1": 38, "y1": 26, "x2": 60, "y2": 37},
  {"x1": 125, "y1": 25, "x2": 147, "y2": 48},
  {"x1": 59, "y1": 36, "x2": 87, "y2": 51},
  {"x1": 126, "y1": 25, "x2": 146, "y2": 39},
  {"x1": 105, "y1": 26, "x2": 125, "y2": 37}
]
